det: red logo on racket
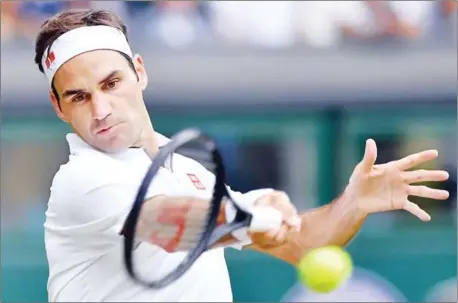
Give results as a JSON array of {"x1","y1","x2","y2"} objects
[
  {"x1": 45, "y1": 51, "x2": 55, "y2": 69},
  {"x1": 187, "y1": 173, "x2": 206, "y2": 190}
]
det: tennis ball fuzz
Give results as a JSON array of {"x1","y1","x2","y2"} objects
[{"x1": 297, "y1": 246, "x2": 353, "y2": 293}]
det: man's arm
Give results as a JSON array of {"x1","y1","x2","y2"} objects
[
  {"x1": 248, "y1": 193, "x2": 367, "y2": 265},
  {"x1": 127, "y1": 190, "x2": 365, "y2": 258},
  {"x1": 129, "y1": 195, "x2": 237, "y2": 252},
  {"x1": 130, "y1": 188, "x2": 287, "y2": 253},
  {"x1": 248, "y1": 142, "x2": 450, "y2": 265}
]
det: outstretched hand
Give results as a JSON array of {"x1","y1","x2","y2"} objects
[{"x1": 346, "y1": 139, "x2": 449, "y2": 221}]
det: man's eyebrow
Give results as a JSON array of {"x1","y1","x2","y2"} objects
[
  {"x1": 99, "y1": 70, "x2": 120, "y2": 85},
  {"x1": 62, "y1": 89, "x2": 84, "y2": 99},
  {"x1": 61, "y1": 70, "x2": 121, "y2": 98}
]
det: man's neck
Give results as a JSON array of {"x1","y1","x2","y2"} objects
[{"x1": 133, "y1": 125, "x2": 159, "y2": 156}]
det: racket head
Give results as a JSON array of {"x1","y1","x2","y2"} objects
[{"x1": 122, "y1": 128, "x2": 228, "y2": 288}]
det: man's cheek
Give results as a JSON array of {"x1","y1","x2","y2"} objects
[{"x1": 73, "y1": 117, "x2": 91, "y2": 135}]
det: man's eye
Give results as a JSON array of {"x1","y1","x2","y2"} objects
[
  {"x1": 72, "y1": 94, "x2": 85, "y2": 102},
  {"x1": 105, "y1": 79, "x2": 119, "y2": 89}
]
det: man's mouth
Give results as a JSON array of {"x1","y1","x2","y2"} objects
[
  {"x1": 97, "y1": 126, "x2": 113, "y2": 134},
  {"x1": 96, "y1": 123, "x2": 120, "y2": 135}
]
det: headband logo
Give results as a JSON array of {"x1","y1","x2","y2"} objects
[{"x1": 45, "y1": 51, "x2": 56, "y2": 69}]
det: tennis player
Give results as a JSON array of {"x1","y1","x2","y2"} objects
[{"x1": 36, "y1": 9, "x2": 450, "y2": 302}]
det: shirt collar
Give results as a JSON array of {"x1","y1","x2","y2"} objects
[{"x1": 66, "y1": 132, "x2": 170, "y2": 156}]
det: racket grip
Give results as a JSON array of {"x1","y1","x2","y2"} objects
[{"x1": 249, "y1": 207, "x2": 283, "y2": 232}]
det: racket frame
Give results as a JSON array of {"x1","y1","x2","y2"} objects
[{"x1": 122, "y1": 129, "x2": 252, "y2": 288}]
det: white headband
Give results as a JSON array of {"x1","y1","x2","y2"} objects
[{"x1": 42, "y1": 25, "x2": 133, "y2": 87}]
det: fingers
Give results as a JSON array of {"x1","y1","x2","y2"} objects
[
  {"x1": 403, "y1": 170, "x2": 449, "y2": 184},
  {"x1": 360, "y1": 139, "x2": 378, "y2": 172},
  {"x1": 256, "y1": 191, "x2": 301, "y2": 231},
  {"x1": 249, "y1": 223, "x2": 289, "y2": 247},
  {"x1": 408, "y1": 185, "x2": 449, "y2": 200},
  {"x1": 395, "y1": 150, "x2": 438, "y2": 170},
  {"x1": 266, "y1": 225, "x2": 289, "y2": 244},
  {"x1": 250, "y1": 191, "x2": 301, "y2": 246},
  {"x1": 403, "y1": 201, "x2": 431, "y2": 221}
]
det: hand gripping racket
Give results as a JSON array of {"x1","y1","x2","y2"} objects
[{"x1": 122, "y1": 128, "x2": 283, "y2": 289}]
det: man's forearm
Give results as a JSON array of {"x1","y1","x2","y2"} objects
[
  {"x1": 248, "y1": 192, "x2": 368, "y2": 265},
  {"x1": 134, "y1": 195, "x2": 237, "y2": 252}
]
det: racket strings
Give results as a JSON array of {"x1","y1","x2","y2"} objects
[
  {"x1": 176, "y1": 141, "x2": 216, "y2": 171},
  {"x1": 124, "y1": 129, "x2": 226, "y2": 288}
]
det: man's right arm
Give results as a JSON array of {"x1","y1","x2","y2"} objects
[
  {"x1": 55, "y1": 163, "x2": 238, "y2": 252},
  {"x1": 58, "y1": 161, "x2": 286, "y2": 253},
  {"x1": 127, "y1": 195, "x2": 238, "y2": 252}
]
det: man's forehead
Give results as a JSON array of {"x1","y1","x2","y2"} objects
[{"x1": 54, "y1": 50, "x2": 129, "y2": 84}]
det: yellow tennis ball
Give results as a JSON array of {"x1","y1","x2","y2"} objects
[{"x1": 297, "y1": 246, "x2": 353, "y2": 293}]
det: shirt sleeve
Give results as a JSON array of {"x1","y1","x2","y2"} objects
[{"x1": 49, "y1": 156, "x2": 183, "y2": 245}]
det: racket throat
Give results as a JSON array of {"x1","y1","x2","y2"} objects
[{"x1": 234, "y1": 210, "x2": 251, "y2": 224}]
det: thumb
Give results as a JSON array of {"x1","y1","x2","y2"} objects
[{"x1": 360, "y1": 138, "x2": 377, "y2": 172}]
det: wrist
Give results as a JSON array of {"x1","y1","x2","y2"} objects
[{"x1": 339, "y1": 187, "x2": 369, "y2": 219}]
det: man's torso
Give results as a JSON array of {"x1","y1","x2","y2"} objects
[{"x1": 44, "y1": 133, "x2": 233, "y2": 302}]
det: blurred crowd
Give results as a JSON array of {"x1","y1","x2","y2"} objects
[{"x1": 2, "y1": 0, "x2": 457, "y2": 49}]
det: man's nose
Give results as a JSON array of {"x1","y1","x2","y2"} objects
[{"x1": 91, "y1": 96, "x2": 112, "y2": 121}]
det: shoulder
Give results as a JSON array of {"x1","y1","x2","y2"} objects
[
  {"x1": 46, "y1": 150, "x2": 146, "y2": 229},
  {"x1": 51, "y1": 150, "x2": 137, "y2": 198},
  {"x1": 49, "y1": 148, "x2": 180, "y2": 213},
  {"x1": 48, "y1": 149, "x2": 145, "y2": 219}
]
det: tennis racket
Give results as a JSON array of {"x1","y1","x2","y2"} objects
[{"x1": 122, "y1": 128, "x2": 283, "y2": 289}]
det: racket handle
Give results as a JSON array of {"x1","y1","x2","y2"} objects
[{"x1": 249, "y1": 207, "x2": 283, "y2": 232}]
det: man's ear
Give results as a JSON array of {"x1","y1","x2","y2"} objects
[
  {"x1": 50, "y1": 91, "x2": 68, "y2": 122},
  {"x1": 133, "y1": 54, "x2": 148, "y2": 91}
]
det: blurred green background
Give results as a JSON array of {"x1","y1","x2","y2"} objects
[{"x1": 1, "y1": 1, "x2": 456, "y2": 302}]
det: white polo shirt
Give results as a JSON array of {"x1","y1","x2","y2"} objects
[{"x1": 44, "y1": 133, "x2": 235, "y2": 302}]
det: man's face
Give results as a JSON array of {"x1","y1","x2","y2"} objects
[{"x1": 51, "y1": 50, "x2": 148, "y2": 153}]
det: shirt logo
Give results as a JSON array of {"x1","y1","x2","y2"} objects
[
  {"x1": 45, "y1": 51, "x2": 55, "y2": 69},
  {"x1": 186, "y1": 173, "x2": 205, "y2": 190}
]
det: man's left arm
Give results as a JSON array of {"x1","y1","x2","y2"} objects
[
  {"x1": 248, "y1": 193, "x2": 366, "y2": 265},
  {"x1": 248, "y1": 140, "x2": 450, "y2": 265}
]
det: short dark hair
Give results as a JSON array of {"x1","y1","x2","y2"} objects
[{"x1": 34, "y1": 9, "x2": 137, "y2": 105}]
